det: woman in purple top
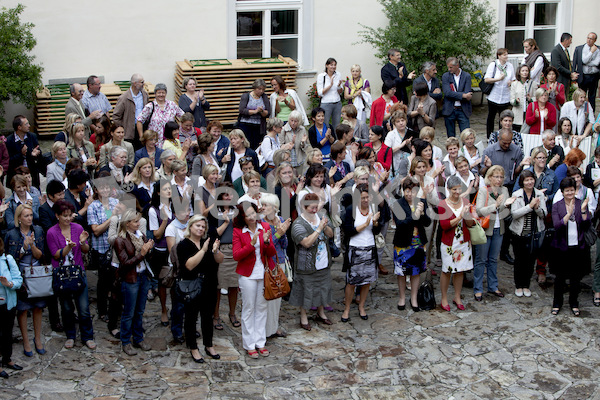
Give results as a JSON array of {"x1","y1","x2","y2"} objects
[{"x1": 46, "y1": 200, "x2": 94, "y2": 350}]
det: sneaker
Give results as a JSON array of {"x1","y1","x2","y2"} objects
[
  {"x1": 133, "y1": 341, "x2": 151, "y2": 351},
  {"x1": 147, "y1": 290, "x2": 155, "y2": 301},
  {"x1": 523, "y1": 288, "x2": 532, "y2": 297},
  {"x1": 122, "y1": 343, "x2": 138, "y2": 356},
  {"x1": 85, "y1": 340, "x2": 97, "y2": 350},
  {"x1": 515, "y1": 288, "x2": 524, "y2": 297}
]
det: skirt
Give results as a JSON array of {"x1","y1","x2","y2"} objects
[
  {"x1": 16, "y1": 295, "x2": 47, "y2": 311},
  {"x1": 346, "y1": 245, "x2": 378, "y2": 286},
  {"x1": 441, "y1": 236, "x2": 473, "y2": 274},
  {"x1": 217, "y1": 244, "x2": 239, "y2": 289},
  {"x1": 288, "y1": 268, "x2": 332, "y2": 309},
  {"x1": 394, "y1": 235, "x2": 427, "y2": 277}
]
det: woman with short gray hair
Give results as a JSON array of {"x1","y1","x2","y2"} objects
[
  {"x1": 136, "y1": 83, "x2": 185, "y2": 147},
  {"x1": 239, "y1": 79, "x2": 270, "y2": 150}
]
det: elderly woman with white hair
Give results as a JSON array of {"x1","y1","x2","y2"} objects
[
  {"x1": 157, "y1": 149, "x2": 177, "y2": 181},
  {"x1": 261, "y1": 193, "x2": 291, "y2": 338},
  {"x1": 239, "y1": 79, "x2": 270, "y2": 150},
  {"x1": 343, "y1": 64, "x2": 372, "y2": 122},
  {"x1": 47, "y1": 141, "x2": 70, "y2": 182},
  {"x1": 115, "y1": 209, "x2": 155, "y2": 356},
  {"x1": 177, "y1": 214, "x2": 223, "y2": 362},
  {"x1": 136, "y1": 83, "x2": 185, "y2": 147},
  {"x1": 98, "y1": 145, "x2": 133, "y2": 186},
  {"x1": 99, "y1": 125, "x2": 135, "y2": 169},
  {"x1": 279, "y1": 110, "x2": 310, "y2": 175}
]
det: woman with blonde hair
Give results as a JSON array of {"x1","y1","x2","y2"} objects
[
  {"x1": 66, "y1": 122, "x2": 97, "y2": 175},
  {"x1": 55, "y1": 113, "x2": 82, "y2": 145},
  {"x1": 222, "y1": 129, "x2": 259, "y2": 183},
  {"x1": 177, "y1": 214, "x2": 223, "y2": 362},
  {"x1": 115, "y1": 209, "x2": 155, "y2": 355},
  {"x1": 343, "y1": 64, "x2": 372, "y2": 122},
  {"x1": 130, "y1": 157, "x2": 158, "y2": 214},
  {"x1": 458, "y1": 128, "x2": 485, "y2": 175},
  {"x1": 197, "y1": 164, "x2": 220, "y2": 227},
  {"x1": 47, "y1": 141, "x2": 70, "y2": 183},
  {"x1": 5, "y1": 204, "x2": 46, "y2": 356}
]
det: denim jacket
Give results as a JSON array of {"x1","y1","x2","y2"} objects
[{"x1": 5, "y1": 225, "x2": 45, "y2": 266}]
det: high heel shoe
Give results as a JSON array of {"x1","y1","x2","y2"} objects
[
  {"x1": 411, "y1": 302, "x2": 420, "y2": 312},
  {"x1": 190, "y1": 350, "x2": 205, "y2": 363},
  {"x1": 205, "y1": 347, "x2": 220, "y2": 360},
  {"x1": 453, "y1": 300, "x2": 465, "y2": 311},
  {"x1": 440, "y1": 303, "x2": 451, "y2": 312},
  {"x1": 23, "y1": 349, "x2": 33, "y2": 357},
  {"x1": 35, "y1": 346, "x2": 46, "y2": 355}
]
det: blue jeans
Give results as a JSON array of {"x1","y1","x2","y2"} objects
[
  {"x1": 473, "y1": 228, "x2": 502, "y2": 293},
  {"x1": 121, "y1": 272, "x2": 150, "y2": 345},
  {"x1": 444, "y1": 108, "x2": 470, "y2": 137},
  {"x1": 170, "y1": 286, "x2": 185, "y2": 339},
  {"x1": 321, "y1": 101, "x2": 342, "y2": 131},
  {"x1": 60, "y1": 273, "x2": 94, "y2": 343}
]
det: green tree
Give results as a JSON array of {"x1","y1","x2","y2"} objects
[
  {"x1": 359, "y1": 0, "x2": 497, "y2": 74},
  {"x1": 0, "y1": 4, "x2": 43, "y2": 125}
]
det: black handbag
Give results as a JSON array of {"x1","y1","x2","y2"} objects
[
  {"x1": 52, "y1": 264, "x2": 86, "y2": 295},
  {"x1": 417, "y1": 269, "x2": 436, "y2": 310},
  {"x1": 478, "y1": 64, "x2": 497, "y2": 95},
  {"x1": 175, "y1": 275, "x2": 203, "y2": 304}
]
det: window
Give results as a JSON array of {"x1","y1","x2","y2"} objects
[
  {"x1": 236, "y1": 2, "x2": 300, "y2": 60},
  {"x1": 230, "y1": 0, "x2": 313, "y2": 69},
  {"x1": 500, "y1": 0, "x2": 569, "y2": 55}
]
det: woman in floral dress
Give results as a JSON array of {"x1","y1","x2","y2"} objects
[{"x1": 438, "y1": 176, "x2": 475, "y2": 311}]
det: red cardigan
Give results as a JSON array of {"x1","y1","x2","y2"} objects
[
  {"x1": 525, "y1": 101, "x2": 557, "y2": 134},
  {"x1": 438, "y1": 199, "x2": 472, "y2": 246},
  {"x1": 233, "y1": 222, "x2": 277, "y2": 277},
  {"x1": 370, "y1": 95, "x2": 398, "y2": 127},
  {"x1": 364, "y1": 142, "x2": 393, "y2": 171}
]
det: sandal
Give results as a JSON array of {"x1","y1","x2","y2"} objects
[
  {"x1": 571, "y1": 308, "x2": 580, "y2": 317},
  {"x1": 246, "y1": 349, "x2": 259, "y2": 359},
  {"x1": 229, "y1": 315, "x2": 241, "y2": 328},
  {"x1": 551, "y1": 308, "x2": 560, "y2": 316},
  {"x1": 213, "y1": 318, "x2": 224, "y2": 330},
  {"x1": 594, "y1": 296, "x2": 600, "y2": 307}
]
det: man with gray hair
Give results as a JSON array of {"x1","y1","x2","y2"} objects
[
  {"x1": 113, "y1": 73, "x2": 149, "y2": 146},
  {"x1": 413, "y1": 61, "x2": 442, "y2": 101},
  {"x1": 65, "y1": 83, "x2": 101, "y2": 137},
  {"x1": 81, "y1": 75, "x2": 112, "y2": 116},
  {"x1": 539, "y1": 129, "x2": 564, "y2": 169}
]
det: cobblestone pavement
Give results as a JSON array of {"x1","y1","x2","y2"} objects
[{"x1": 4, "y1": 105, "x2": 600, "y2": 399}]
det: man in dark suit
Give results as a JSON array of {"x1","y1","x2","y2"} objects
[
  {"x1": 551, "y1": 32, "x2": 579, "y2": 91},
  {"x1": 64, "y1": 83, "x2": 100, "y2": 138},
  {"x1": 573, "y1": 32, "x2": 600, "y2": 112},
  {"x1": 381, "y1": 48, "x2": 416, "y2": 105},
  {"x1": 6, "y1": 115, "x2": 45, "y2": 190},
  {"x1": 413, "y1": 61, "x2": 443, "y2": 101},
  {"x1": 538, "y1": 129, "x2": 564, "y2": 170},
  {"x1": 441, "y1": 57, "x2": 473, "y2": 137}
]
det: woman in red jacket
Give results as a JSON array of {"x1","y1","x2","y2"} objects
[
  {"x1": 525, "y1": 88, "x2": 557, "y2": 134},
  {"x1": 232, "y1": 202, "x2": 277, "y2": 359},
  {"x1": 364, "y1": 126, "x2": 393, "y2": 171},
  {"x1": 438, "y1": 176, "x2": 475, "y2": 311},
  {"x1": 370, "y1": 81, "x2": 398, "y2": 128}
]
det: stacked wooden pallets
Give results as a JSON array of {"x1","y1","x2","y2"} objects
[
  {"x1": 35, "y1": 83, "x2": 155, "y2": 136},
  {"x1": 174, "y1": 56, "x2": 298, "y2": 125}
]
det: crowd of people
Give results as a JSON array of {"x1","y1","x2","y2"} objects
[{"x1": 1, "y1": 31, "x2": 600, "y2": 376}]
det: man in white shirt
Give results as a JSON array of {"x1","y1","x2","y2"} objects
[{"x1": 574, "y1": 32, "x2": 600, "y2": 112}]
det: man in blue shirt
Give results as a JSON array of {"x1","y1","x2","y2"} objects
[{"x1": 81, "y1": 75, "x2": 112, "y2": 116}]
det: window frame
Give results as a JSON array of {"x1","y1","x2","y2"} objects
[
  {"x1": 228, "y1": 0, "x2": 313, "y2": 70},
  {"x1": 498, "y1": 0, "x2": 573, "y2": 57}
]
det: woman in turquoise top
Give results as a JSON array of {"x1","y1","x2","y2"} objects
[{"x1": 0, "y1": 237, "x2": 24, "y2": 378}]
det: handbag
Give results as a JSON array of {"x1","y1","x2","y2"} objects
[
  {"x1": 282, "y1": 257, "x2": 293, "y2": 283},
  {"x1": 23, "y1": 264, "x2": 54, "y2": 299},
  {"x1": 175, "y1": 275, "x2": 203, "y2": 303},
  {"x1": 478, "y1": 63, "x2": 496, "y2": 95},
  {"x1": 52, "y1": 264, "x2": 86, "y2": 295},
  {"x1": 264, "y1": 263, "x2": 291, "y2": 301},
  {"x1": 471, "y1": 190, "x2": 490, "y2": 229},
  {"x1": 467, "y1": 219, "x2": 487, "y2": 245},
  {"x1": 417, "y1": 268, "x2": 436, "y2": 310}
]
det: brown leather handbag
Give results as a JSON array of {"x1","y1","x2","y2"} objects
[{"x1": 263, "y1": 254, "x2": 291, "y2": 301}]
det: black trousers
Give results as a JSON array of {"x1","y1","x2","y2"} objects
[
  {"x1": 184, "y1": 283, "x2": 217, "y2": 350},
  {"x1": 0, "y1": 304, "x2": 16, "y2": 364},
  {"x1": 513, "y1": 235, "x2": 535, "y2": 289},
  {"x1": 107, "y1": 266, "x2": 122, "y2": 332},
  {"x1": 92, "y1": 249, "x2": 113, "y2": 317},
  {"x1": 553, "y1": 246, "x2": 585, "y2": 308},
  {"x1": 580, "y1": 73, "x2": 599, "y2": 112},
  {"x1": 486, "y1": 101, "x2": 511, "y2": 137}
]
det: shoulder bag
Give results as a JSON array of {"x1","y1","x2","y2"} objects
[
  {"x1": 472, "y1": 189, "x2": 490, "y2": 229},
  {"x1": 23, "y1": 263, "x2": 54, "y2": 299},
  {"x1": 52, "y1": 253, "x2": 86, "y2": 296},
  {"x1": 175, "y1": 273, "x2": 203, "y2": 303},
  {"x1": 142, "y1": 102, "x2": 155, "y2": 132},
  {"x1": 478, "y1": 63, "x2": 497, "y2": 95},
  {"x1": 264, "y1": 253, "x2": 291, "y2": 300}
]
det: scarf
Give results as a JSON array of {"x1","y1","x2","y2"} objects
[
  {"x1": 108, "y1": 162, "x2": 124, "y2": 183},
  {"x1": 524, "y1": 49, "x2": 544, "y2": 70},
  {"x1": 348, "y1": 77, "x2": 364, "y2": 97},
  {"x1": 128, "y1": 230, "x2": 144, "y2": 256}
]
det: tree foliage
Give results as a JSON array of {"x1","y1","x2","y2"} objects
[
  {"x1": 359, "y1": 0, "x2": 497, "y2": 74},
  {"x1": 0, "y1": 4, "x2": 43, "y2": 124}
]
